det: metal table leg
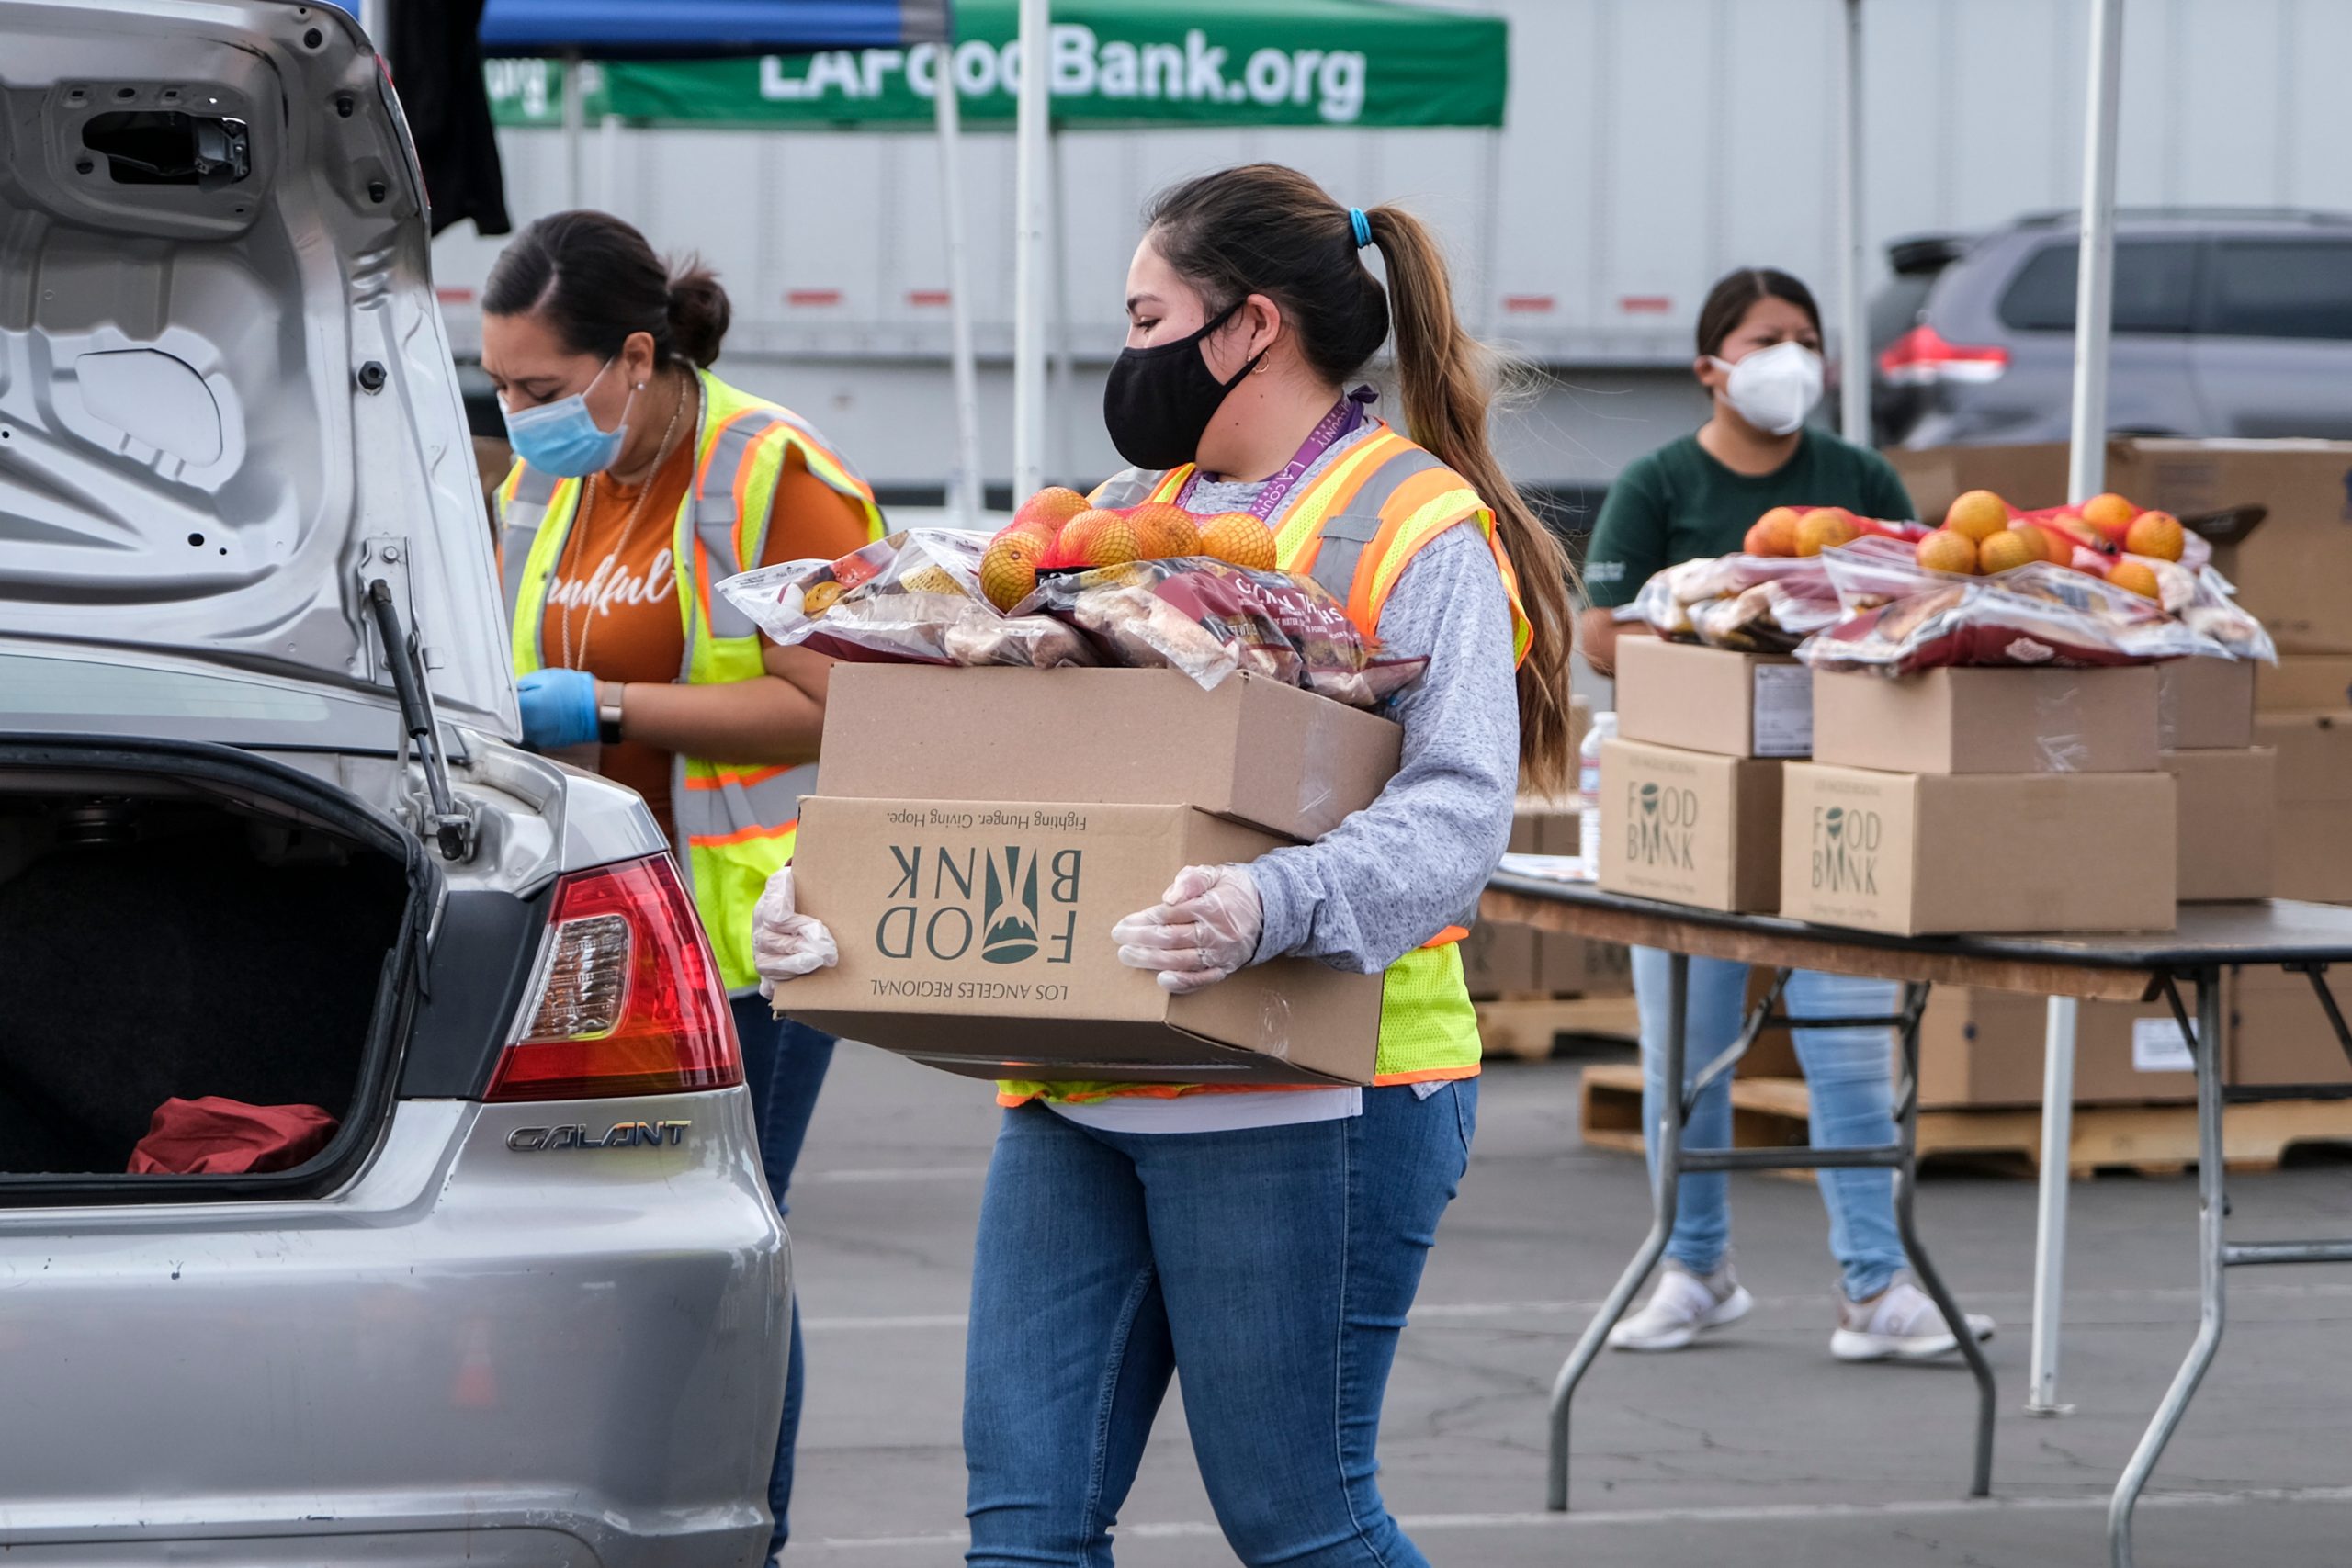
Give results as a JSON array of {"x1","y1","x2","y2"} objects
[
  {"x1": 2108, "y1": 971, "x2": 2227, "y2": 1568},
  {"x1": 1546, "y1": 950, "x2": 1688, "y2": 1512},
  {"x1": 1889, "y1": 980, "x2": 1998, "y2": 1497},
  {"x1": 2028, "y1": 996, "x2": 2079, "y2": 1416}
]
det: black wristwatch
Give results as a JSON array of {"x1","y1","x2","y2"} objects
[{"x1": 597, "y1": 682, "x2": 627, "y2": 746}]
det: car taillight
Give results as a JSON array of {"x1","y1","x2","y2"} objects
[
  {"x1": 1877, "y1": 324, "x2": 2009, "y2": 386},
  {"x1": 487, "y1": 854, "x2": 743, "y2": 1102}
]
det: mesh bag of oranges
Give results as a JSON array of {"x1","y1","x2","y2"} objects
[
  {"x1": 718, "y1": 529, "x2": 1098, "y2": 669},
  {"x1": 1799, "y1": 535, "x2": 2266, "y2": 673}
]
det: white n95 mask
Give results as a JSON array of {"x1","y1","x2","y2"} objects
[{"x1": 1710, "y1": 340, "x2": 1824, "y2": 436}]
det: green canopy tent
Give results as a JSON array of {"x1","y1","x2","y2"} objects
[{"x1": 489, "y1": 0, "x2": 1509, "y2": 500}]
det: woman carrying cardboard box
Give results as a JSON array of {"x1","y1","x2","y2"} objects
[
  {"x1": 480, "y1": 210, "x2": 883, "y2": 1560},
  {"x1": 756, "y1": 163, "x2": 1575, "y2": 1566},
  {"x1": 1575, "y1": 268, "x2": 1995, "y2": 1359}
]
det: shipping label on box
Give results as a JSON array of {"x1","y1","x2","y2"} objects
[
  {"x1": 785, "y1": 797, "x2": 1382, "y2": 1085},
  {"x1": 1596, "y1": 739, "x2": 1781, "y2": 913},
  {"x1": 2132, "y1": 1015, "x2": 2197, "y2": 1075}
]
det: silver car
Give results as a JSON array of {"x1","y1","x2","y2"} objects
[
  {"x1": 1873, "y1": 208, "x2": 2352, "y2": 447},
  {"x1": 0, "y1": 2, "x2": 787, "y2": 1562}
]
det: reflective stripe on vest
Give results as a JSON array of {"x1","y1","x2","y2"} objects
[
  {"x1": 498, "y1": 367, "x2": 884, "y2": 993},
  {"x1": 1016, "y1": 427, "x2": 1532, "y2": 1103}
]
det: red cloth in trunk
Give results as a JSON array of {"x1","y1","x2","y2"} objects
[{"x1": 127, "y1": 1097, "x2": 340, "y2": 1175}]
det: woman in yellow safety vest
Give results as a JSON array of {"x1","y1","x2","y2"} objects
[
  {"x1": 756, "y1": 163, "x2": 1577, "y2": 1566},
  {"x1": 481, "y1": 209, "x2": 883, "y2": 1560}
]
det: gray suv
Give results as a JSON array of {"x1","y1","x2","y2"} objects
[
  {"x1": 1872, "y1": 209, "x2": 2352, "y2": 447},
  {"x1": 0, "y1": 2, "x2": 786, "y2": 1562}
]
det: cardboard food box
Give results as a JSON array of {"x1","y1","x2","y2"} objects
[
  {"x1": 1914, "y1": 987, "x2": 2205, "y2": 1108},
  {"x1": 1596, "y1": 739, "x2": 1782, "y2": 914},
  {"x1": 1538, "y1": 932, "x2": 1634, "y2": 998},
  {"x1": 2156, "y1": 658, "x2": 2256, "y2": 751},
  {"x1": 2161, "y1": 748, "x2": 2276, "y2": 902},
  {"x1": 783, "y1": 797, "x2": 1383, "y2": 1085},
  {"x1": 1613, "y1": 637, "x2": 1814, "y2": 760},
  {"x1": 2255, "y1": 712, "x2": 2352, "y2": 903},
  {"x1": 2257, "y1": 656, "x2": 2352, "y2": 713},
  {"x1": 813, "y1": 665, "x2": 1401, "y2": 844},
  {"x1": 1779, "y1": 763, "x2": 2177, "y2": 935},
  {"x1": 1810, "y1": 666, "x2": 2159, "y2": 775},
  {"x1": 1460, "y1": 921, "x2": 1537, "y2": 999},
  {"x1": 2230, "y1": 964, "x2": 2352, "y2": 1089}
]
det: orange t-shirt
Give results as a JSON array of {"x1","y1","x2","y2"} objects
[{"x1": 537, "y1": 434, "x2": 873, "y2": 837}]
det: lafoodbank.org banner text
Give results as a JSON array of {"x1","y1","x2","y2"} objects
[{"x1": 761, "y1": 27, "x2": 1370, "y2": 124}]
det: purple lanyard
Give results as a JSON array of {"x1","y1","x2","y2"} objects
[{"x1": 1178, "y1": 385, "x2": 1378, "y2": 520}]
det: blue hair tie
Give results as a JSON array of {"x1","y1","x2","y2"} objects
[{"x1": 1349, "y1": 207, "x2": 1372, "y2": 248}]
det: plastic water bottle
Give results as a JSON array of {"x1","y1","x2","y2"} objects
[{"x1": 1577, "y1": 712, "x2": 1616, "y2": 873}]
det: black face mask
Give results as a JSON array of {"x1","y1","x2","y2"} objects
[{"x1": 1101, "y1": 298, "x2": 1266, "y2": 470}]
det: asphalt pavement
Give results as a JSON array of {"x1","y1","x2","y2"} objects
[{"x1": 785, "y1": 1043, "x2": 2352, "y2": 1567}]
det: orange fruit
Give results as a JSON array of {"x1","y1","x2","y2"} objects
[
  {"x1": 2108, "y1": 558, "x2": 2162, "y2": 600},
  {"x1": 1012, "y1": 486, "x2": 1091, "y2": 535},
  {"x1": 1080, "y1": 518, "x2": 1142, "y2": 568},
  {"x1": 2125, "y1": 509, "x2": 2185, "y2": 561},
  {"x1": 1944, "y1": 490, "x2": 2011, "y2": 543},
  {"x1": 1794, "y1": 508, "x2": 1860, "y2": 558},
  {"x1": 994, "y1": 517, "x2": 1057, "y2": 553},
  {"x1": 1126, "y1": 502, "x2": 1202, "y2": 560},
  {"x1": 2081, "y1": 491, "x2": 2138, "y2": 543},
  {"x1": 1915, "y1": 529, "x2": 1978, "y2": 575},
  {"x1": 979, "y1": 533, "x2": 1046, "y2": 611},
  {"x1": 1199, "y1": 512, "x2": 1279, "y2": 571},
  {"x1": 1745, "y1": 506, "x2": 1802, "y2": 557},
  {"x1": 1978, "y1": 528, "x2": 2040, "y2": 574},
  {"x1": 1052, "y1": 507, "x2": 1125, "y2": 566}
]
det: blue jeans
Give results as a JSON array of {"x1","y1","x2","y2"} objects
[
  {"x1": 730, "y1": 996, "x2": 837, "y2": 1555},
  {"x1": 1631, "y1": 951, "x2": 1905, "y2": 1302},
  {"x1": 962, "y1": 1082, "x2": 1477, "y2": 1568}
]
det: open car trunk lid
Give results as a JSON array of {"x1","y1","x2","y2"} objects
[
  {"x1": 0, "y1": 735, "x2": 434, "y2": 1203},
  {"x1": 0, "y1": 0, "x2": 517, "y2": 739}
]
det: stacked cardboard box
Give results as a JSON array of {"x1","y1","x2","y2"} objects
[
  {"x1": 2254, "y1": 711, "x2": 2352, "y2": 904},
  {"x1": 2155, "y1": 658, "x2": 2273, "y2": 902},
  {"x1": 785, "y1": 666, "x2": 1399, "y2": 1085},
  {"x1": 2231, "y1": 964, "x2": 2352, "y2": 1089},
  {"x1": 1595, "y1": 636, "x2": 1801, "y2": 913},
  {"x1": 1780, "y1": 667, "x2": 2177, "y2": 935},
  {"x1": 1913, "y1": 988, "x2": 2205, "y2": 1109}
]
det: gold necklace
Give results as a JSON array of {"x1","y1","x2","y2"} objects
[{"x1": 557, "y1": 374, "x2": 695, "y2": 671}]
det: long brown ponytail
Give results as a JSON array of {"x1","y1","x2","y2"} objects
[{"x1": 1146, "y1": 164, "x2": 1579, "y2": 790}]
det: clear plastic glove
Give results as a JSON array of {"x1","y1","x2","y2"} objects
[
  {"x1": 1111, "y1": 863, "x2": 1264, "y2": 996},
  {"x1": 751, "y1": 865, "x2": 839, "y2": 1000}
]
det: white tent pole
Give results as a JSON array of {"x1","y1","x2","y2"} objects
[
  {"x1": 562, "y1": 51, "x2": 585, "y2": 209},
  {"x1": 1048, "y1": 130, "x2": 1075, "y2": 490},
  {"x1": 1012, "y1": 0, "x2": 1051, "y2": 502},
  {"x1": 1837, "y1": 0, "x2": 1868, "y2": 444},
  {"x1": 932, "y1": 40, "x2": 987, "y2": 525},
  {"x1": 2028, "y1": 0, "x2": 2125, "y2": 1424},
  {"x1": 2067, "y1": 0, "x2": 2126, "y2": 502},
  {"x1": 600, "y1": 110, "x2": 621, "y2": 210}
]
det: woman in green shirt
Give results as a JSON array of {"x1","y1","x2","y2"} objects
[
  {"x1": 1579, "y1": 267, "x2": 1913, "y2": 675},
  {"x1": 1582, "y1": 269, "x2": 1994, "y2": 1362}
]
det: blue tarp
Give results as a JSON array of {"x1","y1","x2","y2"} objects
[{"x1": 478, "y1": 0, "x2": 949, "y2": 56}]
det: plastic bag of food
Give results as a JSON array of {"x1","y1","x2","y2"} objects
[
  {"x1": 2133, "y1": 555, "x2": 2276, "y2": 662},
  {"x1": 718, "y1": 528, "x2": 1098, "y2": 668},
  {"x1": 1625, "y1": 553, "x2": 1840, "y2": 650},
  {"x1": 1019, "y1": 558, "x2": 1424, "y2": 705},
  {"x1": 1800, "y1": 536, "x2": 2229, "y2": 672}
]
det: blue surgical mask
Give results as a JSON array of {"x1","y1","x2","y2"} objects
[{"x1": 502, "y1": 358, "x2": 636, "y2": 478}]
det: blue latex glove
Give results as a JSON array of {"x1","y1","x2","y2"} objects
[{"x1": 516, "y1": 668, "x2": 600, "y2": 751}]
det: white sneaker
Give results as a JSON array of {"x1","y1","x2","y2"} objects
[
  {"x1": 1607, "y1": 1264, "x2": 1753, "y2": 1352},
  {"x1": 1831, "y1": 1278, "x2": 1996, "y2": 1362}
]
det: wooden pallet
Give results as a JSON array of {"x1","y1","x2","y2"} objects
[
  {"x1": 1578, "y1": 1063, "x2": 2352, "y2": 1179},
  {"x1": 1477, "y1": 995, "x2": 1641, "y2": 1061}
]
